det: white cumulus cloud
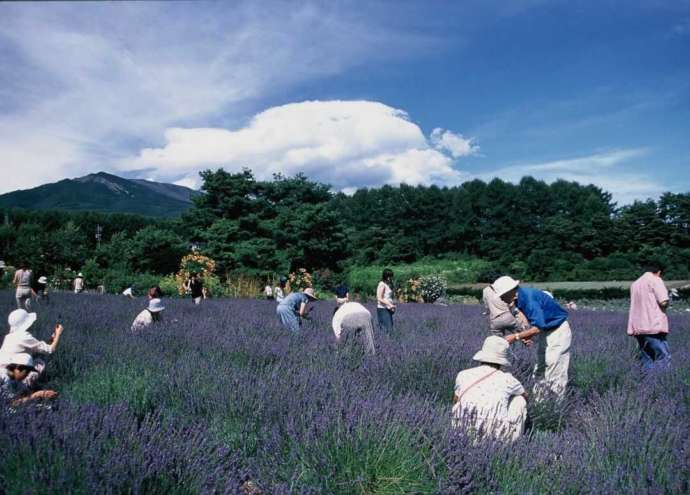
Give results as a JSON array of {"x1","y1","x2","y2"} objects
[
  {"x1": 118, "y1": 100, "x2": 472, "y2": 191},
  {"x1": 430, "y1": 128, "x2": 479, "y2": 158}
]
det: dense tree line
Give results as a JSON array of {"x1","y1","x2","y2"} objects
[{"x1": 1, "y1": 169, "x2": 689, "y2": 289}]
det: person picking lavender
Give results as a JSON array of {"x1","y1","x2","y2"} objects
[
  {"x1": 495, "y1": 276, "x2": 572, "y2": 401},
  {"x1": 1, "y1": 353, "x2": 58, "y2": 407},
  {"x1": 276, "y1": 288, "x2": 317, "y2": 333}
]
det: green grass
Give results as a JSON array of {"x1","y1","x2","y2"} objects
[{"x1": 346, "y1": 258, "x2": 490, "y2": 295}]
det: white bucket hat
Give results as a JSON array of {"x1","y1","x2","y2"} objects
[
  {"x1": 8, "y1": 309, "x2": 37, "y2": 333},
  {"x1": 8, "y1": 353, "x2": 36, "y2": 370},
  {"x1": 491, "y1": 276, "x2": 520, "y2": 297},
  {"x1": 38, "y1": 276, "x2": 48, "y2": 284},
  {"x1": 77, "y1": 273, "x2": 84, "y2": 277},
  {"x1": 148, "y1": 298, "x2": 165, "y2": 313},
  {"x1": 303, "y1": 288, "x2": 318, "y2": 300},
  {"x1": 473, "y1": 336, "x2": 511, "y2": 366}
]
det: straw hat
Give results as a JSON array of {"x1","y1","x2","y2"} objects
[
  {"x1": 472, "y1": 336, "x2": 511, "y2": 366},
  {"x1": 491, "y1": 276, "x2": 520, "y2": 297},
  {"x1": 8, "y1": 309, "x2": 37, "y2": 333},
  {"x1": 147, "y1": 298, "x2": 165, "y2": 313},
  {"x1": 303, "y1": 287, "x2": 318, "y2": 300}
]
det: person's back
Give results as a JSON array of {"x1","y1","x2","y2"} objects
[
  {"x1": 74, "y1": 276, "x2": 84, "y2": 293},
  {"x1": 131, "y1": 309, "x2": 153, "y2": 332},
  {"x1": 279, "y1": 291, "x2": 305, "y2": 311},
  {"x1": 15, "y1": 269, "x2": 31, "y2": 288},
  {"x1": 516, "y1": 287, "x2": 568, "y2": 331},
  {"x1": 482, "y1": 285, "x2": 517, "y2": 336},
  {"x1": 628, "y1": 272, "x2": 669, "y2": 336}
]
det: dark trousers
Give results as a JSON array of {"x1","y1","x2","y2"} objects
[
  {"x1": 635, "y1": 333, "x2": 670, "y2": 370},
  {"x1": 377, "y1": 307, "x2": 394, "y2": 332}
]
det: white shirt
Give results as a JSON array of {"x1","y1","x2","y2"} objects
[
  {"x1": 376, "y1": 281, "x2": 394, "y2": 309},
  {"x1": 131, "y1": 309, "x2": 153, "y2": 332},
  {"x1": 274, "y1": 287, "x2": 284, "y2": 302},
  {"x1": 452, "y1": 365, "x2": 524, "y2": 425},
  {"x1": 74, "y1": 277, "x2": 84, "y2": 291},
  {"x1": 0, "y1": 329, "x2": 52, "y2": 367},
  {"x1": 332, "y1": 302, "x2": 371, "y2": 339},
  {"x1": 264, "y1": 286, "x2": 273, "y2": 297},
  {"x1": 122, "y1": 287, "x2": 133, "y2": 297}
]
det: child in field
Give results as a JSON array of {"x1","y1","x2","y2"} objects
[
  {"x1": 1, "y1": 353, "x2": 58, "y2": 406},
  {"x1": 131, "y1": 298, "x2": 165, "y2": 333},
  {"x1": 452, "y1": 336, "x2": 527, "y2": 442}
]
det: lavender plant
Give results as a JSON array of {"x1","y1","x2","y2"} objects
[{"x1": 1, "y1": 291, "x2": 688, "y2": 493}]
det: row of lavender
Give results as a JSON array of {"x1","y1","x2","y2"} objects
[{"x1": 1, "y1": 292, "x2": 688, "y2": 493}]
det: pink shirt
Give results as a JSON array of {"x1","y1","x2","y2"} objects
[{"x1": 627, "y1": 272, "x2": 669, "y2": 336}]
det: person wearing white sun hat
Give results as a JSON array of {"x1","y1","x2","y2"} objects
[
  {"x1": 1, "y1": 353, "x2": 58, "y2": 406},
  {"x1": 451, "y1": 336, "x2": 527, "y2": 441},
  {"x1": 131, "y1": 298, "x2": 165, "y2": 333},
  {"x1": 0, "y1": 309, "x2": 64, "y2": 381},
  {"x1": 73, "y1": 272, "x2": 85, "y2": 294},
  {"x1": 494, "y1": 275, "x2": 572, "y2": 401},
  {"x1": 33, "y1": 275, "x2": 50, "y2": 304}
]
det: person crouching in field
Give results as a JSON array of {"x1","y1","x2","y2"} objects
[
  {"x1": 495, "y1": 276, "x2": 572, "y2": 401},
  {"x1": 332, "y1": 302, "x2": 376, "y2": 355},
  {"x1": 32, "y1": 276, "x2": 50, "y2": 304},
  {"x1": 1, "y1": 353, "x2": 58, "y2": 407},
  {"x1": 482, "y1": 283, "x2": 527, "y2": 337},
  {"x1": 276, "y1": 288, "x2": 317, "y2": 334},
  {"x1": 0, "y1": 310, "x2": 64, "y2": 373},
  {"x1": 131, "y1": 298, "x2": 165, "y2": 333},
  {"x1": 452, "y1": 336, "x2": 527, "y2": 442},
  {"x1": 627, "y1": 263, "x2": 670, "y2": 370}
]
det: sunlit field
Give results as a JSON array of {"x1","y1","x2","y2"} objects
[{"x1": 1, "y1": 292, "x2": 688, "y2": 494}]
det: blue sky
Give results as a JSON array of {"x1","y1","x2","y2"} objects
[{"x1": 0, "y1": 1, "x2": 688, "y2": 204}]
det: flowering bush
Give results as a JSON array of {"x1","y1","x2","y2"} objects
[
  {"x1": 397, "y1": 277, "x2": 423, "y2": 302},
  {"x1": 288, "y1": 268, "x2": 312, "y2": 291},
  {"x1": 174, "y1": 253, "x2": 216, "y2": 295},
  {"x1": 419, "y1": 274, "x2": 447, "y2": 303}
]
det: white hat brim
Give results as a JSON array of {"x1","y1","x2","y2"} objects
[
  {"x1": 10, "y1": 312, "x2": 37, "y2": 333},
  {"x1": 472, "y1": 349, "x2": 510, "y2": 367}
]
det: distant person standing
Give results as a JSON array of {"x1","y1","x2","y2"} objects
[
  {"x1": 376, "y1": 269, "x2": 396, "y2": 331},
  {"x1": 274, "y1": 276, "x2": 288, "y2": 303},
  {"x1": 264, "y1": 284, "x2": 274, "y2": 300},
  {"x1": 73, "y1": 272, "x2": 85, "y2": 294},
  {"x1": 276, "y1": 288, "x2": 317, "y2": 333},
  {"x1": 13, "y1": 262, "x2": 33, "y2": 311},
  {"x1": 186, "y1": 274, "x2": 204, "y2": 305},
  {"x1": 627, "y1": 264, "x2": 670, "y2": 370}
]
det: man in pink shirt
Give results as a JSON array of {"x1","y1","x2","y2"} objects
[{"x1": 627, "y1": 263, "x2": 670, "y2": 370}]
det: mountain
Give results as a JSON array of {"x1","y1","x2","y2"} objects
[{"x1": 0, "y1": 172, "x2": 199, "y2": 217}]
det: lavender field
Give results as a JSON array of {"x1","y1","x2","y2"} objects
[{"x1": 1, "y1": 292, "x2": 688, "y2": 494}]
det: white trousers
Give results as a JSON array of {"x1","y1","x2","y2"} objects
[
  {"x1": 533, "y1": 320, "x2": 572, "y2": 400},
  {"x1": 451, "y1": 395, "x2": 527, "y2": 442}
]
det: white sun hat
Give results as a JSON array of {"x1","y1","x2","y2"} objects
[
  {"x1": 148, "y1": 298, "x2": 165, "y2": 313},
  {"x1": 8, "y1": 309, "x2": 37, "y2": 333},
  {"x1": 77, "y1": 273, "x2": 84, "y2": 277},
  {"x1": 491, "y1": 276, "x2": 520, "y2": 297},
  {"x1": 38, "y1": 276, "x2": 48, "y2": 284},
  {"x1": 8, "y1": 353, "x2": 36, "y2": 370},
  {"x1": 472, "y1": 336, "x2": 511, "y2": 367},
  {"x1": 303, "y1": 287, "x2": 318, "y2": 300}
]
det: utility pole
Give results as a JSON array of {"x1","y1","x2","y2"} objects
[{"x1": 95, "y1": 224, "x2": 103, "y2": 249}]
